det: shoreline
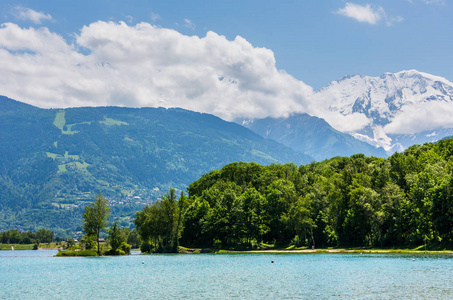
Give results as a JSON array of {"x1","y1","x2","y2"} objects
[
  {"x1": 214, "y1": 249, "x2": 453, "y2": 255},
  {"x1": 2, "y1": 244, "x2": 452, "y2": 255},
  {"x1": 178, "y1": 246, "x2": 453, "y2": 255}
]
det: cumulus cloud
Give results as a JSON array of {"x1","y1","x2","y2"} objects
[
  {"x1": 11, "y1": 6, "x2": 52, "y2": 24},
  {"x1": 384, "y1": 101, "x2": 453, "y2": 134},
  {"x1": 321, "y1": 111, "x2": 371, "y2": 133},
  {"x1": 0, "y1": 21, "x2": 313, "y2": 121},
  {"x1": 310, "y1": 92, "x2": 372, "y2": 133}
]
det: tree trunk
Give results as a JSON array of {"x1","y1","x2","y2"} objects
[
  {"x1": 97, "y1": 232, "x2": 100, "y2": 256},
  {"x1": 311, "y1": 227, "x2": 315, "y2": 249}
]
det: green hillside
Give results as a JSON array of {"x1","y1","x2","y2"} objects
[{"x1": 0, "y1": 96, "x2": 310, "y2": 234}]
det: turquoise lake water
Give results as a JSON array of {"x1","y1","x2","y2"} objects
[{"x1": 1, "y1": 250, "x2": 452, "y2": 299}]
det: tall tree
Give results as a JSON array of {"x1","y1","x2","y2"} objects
[
  {"x1": 83, "y1": 193, "x2": 110, "y2": 255},
  {"x1": 135, "y1": 189, "x2": 187, "y2": 253},
  {"x1": 108, "y1": 222, "x2": 124, "y2": 253}
]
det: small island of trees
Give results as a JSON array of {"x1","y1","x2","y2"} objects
[{"x1": 56, "y1": 194, "x2": 133, "y2": 256}]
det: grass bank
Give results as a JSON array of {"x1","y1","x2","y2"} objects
[
  {"x1": 178, "y1": 244, "x2": 453, "y2": 255},
  {"x1": 0, "y1": 244, "x2": 34, "y2": 250},
  {"x1": 215, "y1": 249, "x2": 453, "y2": 255},
  {"x1": 55, "y1": 250, "x2": 98, "y2": 257},
  {"x1": 0, "y1": 243, "x2": 65, "y2": 250}
]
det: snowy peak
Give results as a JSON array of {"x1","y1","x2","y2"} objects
[
  {"x1": 314, "y1": 70, "x2": 453, "y2": 152},
  {"x1": 319, "y1": 70, "x2": 453, "y2": 125},
  {"x1": 394, "y1": 69, "x2": 453, "y2": 86}
]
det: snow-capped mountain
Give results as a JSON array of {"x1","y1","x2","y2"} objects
[{"x1": 313, "y1": 70, "x2": 453, "y2": 152}]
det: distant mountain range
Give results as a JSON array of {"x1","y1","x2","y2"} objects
[
  {"x1": 0, "y1": 96, "x2": 309, "y2": 232},
  {"x1": 240, "y1": 113, "x2": 386, "y2": 161},
  {"x1": 313, "y1": 70, "x2": 453, "y2": 152}
]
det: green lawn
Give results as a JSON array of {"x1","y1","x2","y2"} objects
[
  {"x1": 100, "y1": 117, "x2": 128, "y2": 126},
  {"x1": 0, "y1": 244, "x2": 34, "y2": 250}
]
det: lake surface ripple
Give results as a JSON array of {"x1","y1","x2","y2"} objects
[{"x1": 1, "y1": 250, "x2": 452, "y2": 299}]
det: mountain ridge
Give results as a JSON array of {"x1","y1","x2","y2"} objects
[{"x1": 240, "y1": 113, "x2": 387, "y2": 161}]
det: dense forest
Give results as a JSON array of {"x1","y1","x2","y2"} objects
[{"x1": 136, "y1": 139, "x2": 453, "y2": 251}]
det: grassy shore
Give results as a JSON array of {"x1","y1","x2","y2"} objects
[
  {"x1": 0, "y1": 244, "x2": 34, "y2": 250},
  {"x1": 3, "y1": 243, "x2": 452, "y2": 255},
  {"x1": 0, "y1": 243, "x2": 65, "y2": 251},
  {"x1": 178, "y1": 244, "x2": 453, "y2": 255},
  {"x1": 215, "y1": 248, "x2": 453, "y2": 255},
  {"x1": 55, "y1": 250, "x2": 98, "y2": 257}
]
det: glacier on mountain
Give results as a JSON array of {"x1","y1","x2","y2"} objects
[{"x1": 312, "y1": 70, "x2": 453, "y2": 152}]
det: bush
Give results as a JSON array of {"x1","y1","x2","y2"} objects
[
  {"x1": 66, "y1": 238, "x2": 76, "y2": 249},
  {"x1": 56, "y1": 250, "x2": 97, "y2": 257},
  {"x1": 140, "y1": 241, "x2": 152, "y2": 253},
  {"x1": 105, "y1": 242, "x2": 131, "y2": 255},
  {"x1": 119, "y1": 242, "x2": 131, "y2": 255},
  {"x1": 84, "y1": 235, "x2": 97, "y2": 250}
]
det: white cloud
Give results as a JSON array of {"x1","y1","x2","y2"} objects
[
  {"x1": 309, "y1": 92, "x2": 372, "y2": 132},
  {"x1": 335, "y1": 3, "x2": 383, "y2": 24},
  {"x1": 183, "y1": 19, "x2": 195, "y2": 30},
  {"x1": 386, "y1": 16, "x2": 404, "y2": 27},
  {"x1": 11, "y1": 6, "x2": 52, "y2": 24},
  {"x1": 334, "y1": 3, "x2": 403, "y2": 26},
  {"x1": 384, "y1": 101, "x2": 453, "y2": 134},
  {"x1": 407, "y1": 0, "x2": 445, "y2": 4},
  {"x1": 0, "y1": 21, "x2": 313, "y2": 121}
]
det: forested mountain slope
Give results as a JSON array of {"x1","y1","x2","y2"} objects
[{"x1": 0, "y1": 96, "x2": 310, "y2": 233}]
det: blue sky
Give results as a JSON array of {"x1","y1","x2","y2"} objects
[
  {"x1": 0, "y1": 0, "x2": 451, "y2": 124},
  {"x1": 1, "y1": 0, "x2": 451, "y2": 90}
]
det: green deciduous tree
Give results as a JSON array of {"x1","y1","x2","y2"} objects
[
  {"x1": 82, "y1": 193, "x2": 110, "y2": 255},
  {"x1": 107, "y1": 221, "x2": 131, "y2": 255},
  {"x1": 135, "y1": 189, "x2": 187, "y2": 253}
]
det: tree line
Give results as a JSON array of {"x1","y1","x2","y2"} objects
[
  {"x1": 0, "y1": 228, "x2": 54, "y2": 244},
  {"x1": 135, "y1": 139, "x2": 453, "y2": 252}
]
